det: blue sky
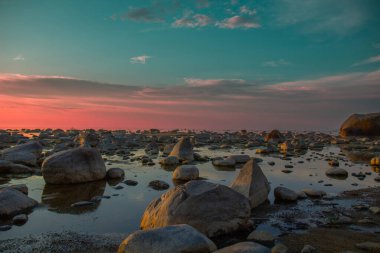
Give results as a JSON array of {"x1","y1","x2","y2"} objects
[
  {"x1": 0, "y1": 0, "x2": 379, "y2": 130},
  {"x1": 2, "y1": 0, "x2": 380, "y2": 85}
]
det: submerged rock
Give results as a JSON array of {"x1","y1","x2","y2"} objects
[
  {"x1": 340, "y1": 112, "x2": 380, "y2": 137},
  {"x1": 228, "y1": 155, "x2": 251, "y2": 164},
  {"x1": 42, "y1": 147, "x2": 106, "y2": 184},
  {"x1": 148, "y1": 180, "x2": 169, "y2": 190},
  {"x1": 302, "y1": 188, "x2": 326, "y2": 198},
  {"x1": 0, "y1": 188, "x2": 38, "y2": 217},
  {"x1": 118, "y1": 224, "x2": 216, "y2": 253},
  {"x1": 140, "y1": 180, "x2": 250, "y2": 237},
  {"x1": 230, "y1": 159, "x2": 270, "y2": 208},
  {"x1": 212, "y1": 158, "x2": 236, "y2": 167}
]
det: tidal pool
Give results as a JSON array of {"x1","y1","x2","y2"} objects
[{"x1": 0, "y1": 145, "x2": 378, "y2": 240}]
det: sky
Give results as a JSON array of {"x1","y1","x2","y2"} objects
[{"x1": 0, "y1": 0, "x2": 379, "y2": 130}]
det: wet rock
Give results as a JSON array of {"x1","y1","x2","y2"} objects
[
  {"x1": 272, "y1": 243, "x2": 288, "y2": 253},
  {"x1": 162, "y1": 144, "x2": 175, "y2": 155},
  {"x1": 75, "y1": 131, "x2": 99, "y2": 148},
  {"x1": 159, "y1": 156, "x2": 179, "y2": 166},
  {"x1": 302, "y1": 188, "x2": 326, "y2": 198},
  {"x1": 0, "y1": 141, "x2": 43, "y2": 166},
  {"x1": 173, "y1": 165, "x2": 199, "y2": 181},
  {"x1": 296, "y1": 191, "x2": 307, "y2": 199},
  {"x1": 369, "y1": 206, "x2": 380, "y2": 214},
  {"x1": 0, "y1": 160, "x2": 33, "y2": 174},
  {"x1": 328, "y1": 160, "x2": 339, "y2": 167},
  {"x1": 118, "y1": 224, "x2": 216, "y2": 253},
  {"x1": 371, "y1": 157, "x2": 379, "y2": 166},
  {"x1": 274, "y1": 187, "x2": 298, "y2": 202},
  {"x1": 228, "y1": 155, "x2": 251, "y2": 164},
  {"x1": 301, "y1": 245, "x2": 316, "y2": 253},
  {"x1": 2, "y1": 184, "x2": 28, "y2": 195},
  {"x1": 0, "y1": 187, "x2": 38, "y2": 217},
  {"x1": 247, "y1": 230, "x2": 275, "y2": 247},
  {"x1": 213, "y1": 158, "x2": 236, "y2": 167},
  {"x1": 215, "y1": 241, "x2": 270, "y2": 253},
  {"x1": 141, "y1": 180, "x2": 251, "y2": 237},
  {"x1": 355, "y1": 241, "x2": 380, "y2": 252},
  {"x1": 169, "y1": 137, "x2": 194, "y2": 162},
  {"x1": 231, "y1": 159, "x2": 270, "y2": 208},
  {"x1": 325, "y1": 168, "x2": 348, "y2": 178},
  {"x1": 148, "y1": 180, "x2": 169, "y2": 190},
  {"x1": 42, "y1": 147, "x2": 106, "y2": 184},
  {"x1": 0, "y1": 225, "x2": 12, "y2": 231},
  {"x1": 281, "y1": 170, "x2": 293, "y2": 174},
  {"x1": 340, "y1": 112, "x2": 380, "y2": 137},
  {"x1": 106, "y1": 168, "x2": 125, "y2": 179},
  {"x1": 265, "y1": 130, "x2": 284, "y2": 144},
  {"x1": 124, "y1": 180, "x2": 138, "y2": 186},
  {"x1": 12, "y1": 214, "x2": 28, "y2": 225},
  {"x1": 145, "y1": 142, "x2": 159, "y2": 155}
]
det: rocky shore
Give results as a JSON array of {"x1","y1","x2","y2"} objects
[{"x1": 0, "y1": 112, "x2": 379, "y2": 252}]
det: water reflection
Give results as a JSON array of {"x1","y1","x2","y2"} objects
[
  {"x1": 42, "y1": 180, "x2": 106, "y2": 214},
  {"x1": 371, "y1": 167, "x2": 379, "y2": 173}
]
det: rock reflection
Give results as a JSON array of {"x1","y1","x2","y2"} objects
[
  {"x1": 371, "y1": 167, "x2": 379, "y2": 173},
  {"x1": 42, "y1": 180, "x2": 106, "y2": 214}
]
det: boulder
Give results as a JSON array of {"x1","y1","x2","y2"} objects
[
  {"x1": 265, "y1": 130, "x2": 284, "y2": 143},
  {"x1": 41, "y1": 147, "x2": 106, "y2": 184},
  {"x1": 215, "y1": 242, "x2": 270, "y2": 253},
  {"x1": 274, "y1": 187, "x2": 298, "y2": 202},
  {"x1": 173, "y1": 165, "x2": 199, "y2": 181},
  {"x1": 0, "y1": 184, "x2": 28, "y2": 195},
  {"x1": 0, "y1": 188, "x2": 38, "y2": 217},
  {"x1": 106, "y1": 168, "x2": 125, "y2": 179},
  {"x1": 169, "y1": 137, "x2": 194, "y2": 162},
  {"x1": 140, "y1": 180, "x2": 251, "y2": 237},
  {"x1": 159, "y1": 156, "x2": 179, "y2": 166},
  {"x1": 302, "y1": 188, "x2": 326, "y2": 198},
  {"x1": 325, "y1": 168, "x2": 348, "y2": 178},
  {"x1": 247, "y1": 230, "x2": 275, "y2": 247},
  {"x1": 340, "y1": 113, "x2": 380, "y2": 137},
  {"x1": 228, "y1": 155, "x2": 251, "y2": 164},
  {"x1": 370, "y1": 157, "x2": 379, "y2": 166},
  {"x1": 230, "y1": 160, "x2": 270, "y2": 208},
  {"x1": 148, "y1": 180, "x2": 170, "y2": 190},
  {"x1": 0, "y1": 160, "x2": 33, "y2": 174},
  {"x1": 118, "y1": 224, "x2": 216, "y2": 253},
  {"x1": 212, "y1": 158, "x2": 236, "y2": 167},
  {"x1": 0, "y1": 141, "x2": 42, "y2": 166}
]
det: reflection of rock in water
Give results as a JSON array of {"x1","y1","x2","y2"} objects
[
  {"x1": 42, "y1": 180, "x2": 106, "y2": 214},
  {"x1": 342, "y1": 150, "x2": 374, "y2": 163},
  {"x1": 372, "y1": 167, "x2": 379, "y2": 173}
]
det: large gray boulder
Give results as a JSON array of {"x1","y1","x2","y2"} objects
[
  {"x1": 169, "y1": 137, "x2": 194, "y2": 162},
  {"x1": 0, "y1": 188, "x2": 38, "y2": 217},
  {"x1": 140, "y1": 180, "x2": 251, "y2": 237},
  {"x1": 340, "y1": 113, "x2": 380, "y2": 137},
  {"x1": 274, "y1": 186, "x2": 298, "y2": 202},
  {"x1": 230, "y1": 159, "x2": 270, "y2": 208},
  {"x1": 41, "y1": 147, "x2": 106, "y2": 184},
  {"x1": 0, "y1": 141, "x2": 43, "y2": 166},
  {"x1": 215, "y1": 242, "x2": 270, "y2": 253},
  {"x1": 118, "y1": 224, "x2": 217, "y2": 253}
]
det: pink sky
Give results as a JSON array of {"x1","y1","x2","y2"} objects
[{"x1": 0, "y1": 71, "x2": 379, "y2": 130}]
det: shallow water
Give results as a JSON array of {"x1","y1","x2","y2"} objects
[{"x1": 0, "y1": 145, "x2": 378, "y2": 240}]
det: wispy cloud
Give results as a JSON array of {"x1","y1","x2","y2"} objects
[
  {"x1": 184, "y1": 78, "x2": 247, "y2": 87},
  {"x1": 216, "y1": 15, "x2": 260, "y2": 29},
  {"x1": 130, "y1": 55, "x2": 151, "y2": 64},
  {"x1": 353, "y1": 55, "x2": 380, "y2": 66},
  {"x1": 172, "y1": 13, "x2": 213, "y2": 28},
  {"x1": 123, "y1": 7, "x2": 164, "y2": 23},
  {"x1": 12, "y1": 55, "x2": 25, "y2": 61},
  {"x1": 263, "y1": 59, "x2": 290, "y2": 67},
  {"x1": 274, "y1": 0, "x2": 369, "y2": 35}
]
